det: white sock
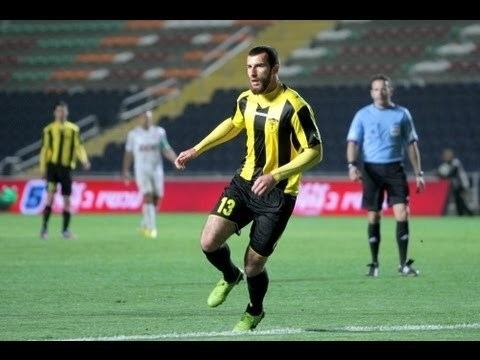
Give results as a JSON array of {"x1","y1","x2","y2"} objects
[
  {"x1": 148, "y1": 204, "x2": 156, "y2": 231},
  {"x1": 142, "y1": 204, "x2": 150, "y2": 229}
]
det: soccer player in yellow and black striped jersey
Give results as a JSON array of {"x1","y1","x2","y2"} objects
[
  {"x1": 39, "y1": 101, "x2": 90, "y2": 240},
  {"x1": 175, "y1": 46, "x2": 323, "y2": 331}
]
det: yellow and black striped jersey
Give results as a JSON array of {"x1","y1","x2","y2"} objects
[
  {"x1": 231, "y1": 84, "x2": 322, "y2": 195},
  {"x1": 39, "y1": 120, "x2": 88, "y2": 172}
]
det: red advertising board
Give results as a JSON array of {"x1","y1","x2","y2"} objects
[
  {"x1": 0, "y1": 177, "x2": 449, "y2": 216},
  {"x1": 293, "y1": 180, "x2": 449, "y2": 216}
]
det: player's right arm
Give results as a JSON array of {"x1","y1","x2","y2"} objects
[
  {"x1": 346, "y1": 111, "x2": 363, "y2": 182},
  {"x1": 175, "y1": 96, "x2": 246, "y2": 170},
  {"x1": 122, "y1": 151, "x2": 133, "y2": 182},
  {"x1": 122, "y1": 132, "x2": 134, "y2": 183},
  {"x1": 346, "y1": 141, "x2": 362, "y2": 181},
  {"x1": 175, "y1": 118, "x2": 242, "y2": 170}
]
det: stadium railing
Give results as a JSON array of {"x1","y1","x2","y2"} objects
[{"x1": 0, "y1": 115, "x2": 100, "y2": 176}]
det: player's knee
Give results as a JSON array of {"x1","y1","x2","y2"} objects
[
  {"x1": 200, "y1": 215, "x2": 234, "y2": 252},
  {"x1": 244, "y1": 261, "x2": 265, "y2": 277},
  {"x1": 244, "y1": 249, "x2": 267, "y2": 276},
  {"x1": 393, "y1": 204, "x2": 408, "y2": 221},
  {"x1": 200, "y1": 229, "x2": 220, "y2": 252},
  {"x1": 396, "y1": 212, "x2": 408, "y2": 222},
  {"x1": 46, "y1": 196, "x2": 54, "y2": 206},
  {"x1": 200, "y1": 239, "x2": 220, "y2": 252},
  {"x1": 143, "y1": 193, "x2": 154, "y2": 203},
  {"x1": 368, "y1": 211, "x2": 381, "y2": 223}
]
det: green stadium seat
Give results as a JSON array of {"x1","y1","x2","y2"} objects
[
  {"x1": 38, "y1": 37, "x2": 102, "y2": 49},
  {"x1": 11, "y1": 70, "x2": 51, "y2": 81},
  {"x1": 21, "y1": 54, "x2": 75, "y2": 66}
]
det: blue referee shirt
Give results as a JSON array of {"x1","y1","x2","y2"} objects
[{"x1": 347, "y1": 103, "x2": 418, "y2": 164}]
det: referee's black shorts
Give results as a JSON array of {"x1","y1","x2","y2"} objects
[
  {"x1": 361, "y1": 161, "x2": 409, "y2": 211},
  {"x1": 210, "y1": 174, "x2": 296, "y2": 257},
  {"x1": 46, "y1": 163, "x2": 72, "y2": 196}
]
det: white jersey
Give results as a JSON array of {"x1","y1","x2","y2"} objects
[
  {"x1": 125, "y1": 126, "x2": 172, "y2": 196},
  {"x1": 125, "y1": 126, "x2": 171, "y2": 173}
]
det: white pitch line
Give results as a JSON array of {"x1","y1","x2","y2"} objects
[
  {"x1": 341, "y1": 323, "x2": 480, "y2": 332},
  {"x1": 48, "y1": 323, "x2": 480, "y2": 341},
  {"x1": 53, "y1": 327, "x2": 304, "y2": 341}
]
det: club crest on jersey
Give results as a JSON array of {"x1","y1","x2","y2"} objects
[
  {"x1": 266, "y1": 118, "x2": 279, "y2": 132},
  {"x1": 390, "y1": 124, "x2": 401, "y2": 137}
]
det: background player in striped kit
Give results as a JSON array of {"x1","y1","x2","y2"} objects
[{"x1": 39, "y1": 101, "x2": 91, "y2": 239}]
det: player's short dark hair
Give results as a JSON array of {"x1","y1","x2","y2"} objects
[
  {"x1": 248, "y1": 46, "x2": 279, "y2": 68},
  {"x1": 370, "y1": 74, "x2": 393, "y2": 89},
  {"x1": 54, "y1": 100, "x2": 68, "y2": 110}
]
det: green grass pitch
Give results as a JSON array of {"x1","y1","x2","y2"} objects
[{"x1": 1, "y1": 213, "x2": 479, "y2": 340}]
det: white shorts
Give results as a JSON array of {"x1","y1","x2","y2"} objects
[{"x1": 135, "y1": 168, "x2": 164, "y2": 197}]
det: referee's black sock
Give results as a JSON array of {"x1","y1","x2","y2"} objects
[
  {"x1": 203, "y1": 245, "x2": 240, "y2": 283},
  {"x1": 246, "y1": 269, "x2": 268, "y2": 316},
  {"x1": 42, "y1": 205, "x2": 52, "y2": 230},
  {"x1": 368, "y1": 223, "x2": 381, "y2": 264},
  {"x1": 62, "y1": 211, "x2": 71, "y2": 232},
  {"x1": 396, "y1": 221, "x2": 409, "y2": 266}
]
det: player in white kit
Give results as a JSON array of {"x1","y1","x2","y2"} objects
[{"x1": 122, "y1": 110, "x2": 178, "y2": 238}]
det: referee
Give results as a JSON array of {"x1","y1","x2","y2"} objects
[
  {"x1": 346, "y1": 74, "x2": 425, "y2": 277},
  {"x1": 175, "y1": 46, "x2": 323, "y2": 331},
  {"x1": 39, "y1": 101, "x2": 91, "y2": 239}
]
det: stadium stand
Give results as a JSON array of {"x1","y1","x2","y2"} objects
[
  {"x1": 1, "y1": 20, "x2": 479, "y2": 181},
  {"x1": 280, "y1": 20, "x2": 480, "y2": 86},
  {"x1": 0, "y1": 20, "x2": 274, "y2": 92}
]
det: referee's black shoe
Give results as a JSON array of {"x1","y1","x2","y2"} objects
[{"x1": 398, "y1": 258, "x2": 420, "y2": 276}]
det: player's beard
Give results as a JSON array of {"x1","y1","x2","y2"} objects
[{"x1": 250, "y1": 70, "x2": 272, "y2": 95}]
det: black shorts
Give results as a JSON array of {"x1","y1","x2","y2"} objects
[
  {"x1": 211, "y1": 174, "x2": 297, "y2": 257},
  {"x1": 361, "y1": 162, "x2": 409, "y2": 211},
  {"x1": 46, "y1": 163, "x2": 72, "y2": 196}
]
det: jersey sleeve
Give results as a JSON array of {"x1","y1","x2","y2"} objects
[
  {"x1": 347, "y1": 111, "x2": 364, "y2": 143},
  {"x1": 74, "y1": 128, "x2": 88, "y2": 164},
  {"x1": 125, "y1": 131, "x2": 134, "y2": 152},
  {"x1": 402, "y1": 108, "x2": 418, "y2": 144},
  {"x1": 39, "y1": 127, "x2": 49, "y2": 173},
  {"x1": 230, "y1": 95, "x2": 247, "y2": 129},
  {"x1": 159, "y1": 128, "x2": 172, "y2": 150},
  {"x1": 291, "y1": 104, "x2": 321, "y2": 149}
]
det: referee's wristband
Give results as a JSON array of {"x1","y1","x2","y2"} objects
[
  {"x1": 348, "y1": 162, "x2": 358, "y2": 169},
  {"x1": 415, "y1": 171, "x2": 424, "y2": 177}
]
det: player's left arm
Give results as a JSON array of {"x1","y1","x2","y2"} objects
[
  {"x1": 407, "y1": 141, "x2": 425, "y2": 193},
  {"x1": 74, "y1": 128, "x2": 90, "y2": 170},
  {"x1": 160, "y1": 132, "x2": 178, "y2": 165},
  {"x1": 455, "y1": 159, "x2": 470, "y2": 190},
  {"x1": 252, "y1": 104, "x2": 323, "y2": 196},
  {"x1": 163, "y1": 148, "x2": 178, "y2": 165},
  {"x1": 403, "y1": 109, "x2": 424, "y2": 193},
  {"x1": 39, "y1": 127, "x2": 49, "y2": 178},
  {"x1": 269, "y1": 145, "x2": 322, "y2": 182}
]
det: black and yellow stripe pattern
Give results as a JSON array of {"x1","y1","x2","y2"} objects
[
  {"x1": 39, "y1": 120, "x2": 88, "y2": 172},
  {"x1": 231, "y1": 84, "x2": 321, "y2": 195}
]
